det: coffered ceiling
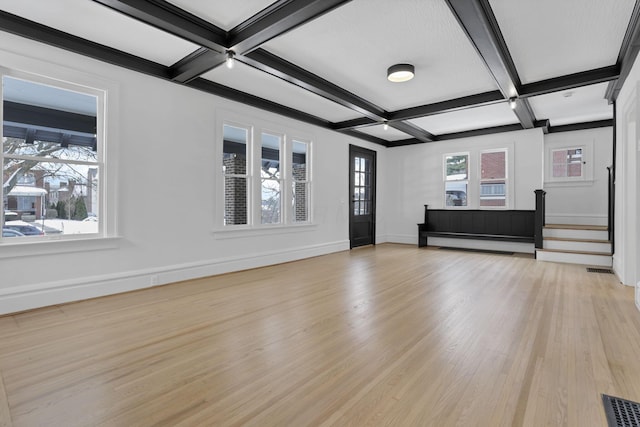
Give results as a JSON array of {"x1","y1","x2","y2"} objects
[{"x1": 0, "y1": 0, "x2": 638, "y2": 147}]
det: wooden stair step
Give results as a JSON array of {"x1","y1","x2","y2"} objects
[
  {"x1": 536, "y1": 248, "x2": 612, "y2": 256},
  {"x1": 544, "y1": 224, "x2": 608, "y2": 231},
  {"x1": 543, "y1": 237, "x2": 611, "y2": 244}
]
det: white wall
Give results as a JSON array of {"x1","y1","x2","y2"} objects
[
  {"x1": 384, "y1": 128, "x2": 544, "y2": 244},
  {"x1": 614, "y1": 53, "x2": 640, "y2": 291},
  {"x1": 543, "y1": 128, "x2": 613, "y2": 226},
  {"x1": 0, "y1": 34, "x2": 387, "y2": 314}
]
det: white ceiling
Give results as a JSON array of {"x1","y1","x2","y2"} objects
[
  {"x1": 0, "y1": 0, "x2": 631, "y2": 145},
  {"x1": 410, "y1": 102, "x2": 519, "y2": 135},
  {"x1": 263, "y1": 0, "x2": 499, "y2": 111},
  {"x1": 0, "y1": 0, "x2": 198, "y2": 66},
  {"x1": 489, "y1": 0, "x2": 635, "y2": 84},
  {"x1": 201, "y1": 62, "x2": 361, "y2": 123}
]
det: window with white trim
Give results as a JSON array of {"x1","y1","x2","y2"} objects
[
  {"x1": 444, "y1": 153, "x2": 468, "y2": 207},
  {"x1": 221, "y1": 120, "x2": 312, "y2": 228},
  {"x1": 479, "y1": 149, "x2": 507, "y2": 207},
  {"x1": 2, "y1": 71, "x2": 105, "y2": 241},
  {"x1": 291, "y1": 139, "x2": 309, "y2": 223},
  {"x1": 552, "y1": 147, "x2": 583, "y2": 178}
]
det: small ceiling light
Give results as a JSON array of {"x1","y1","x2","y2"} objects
[
  {"x1": 387, "y1": 64, "x2": 415, "y2": 83},
  {"x1": 509, "y1": 97, "x2": 517, "y2": 110},
  {"x1": 225, "y1": 50, "x2": 235, "y2": 69},
  {"x1": 383, "y1": 121, "x2": 389, "y2": 131}
]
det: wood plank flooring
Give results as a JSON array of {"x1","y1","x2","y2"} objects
[{"x1": 0, "y1": 243, "x2": 638, "y2": 426}]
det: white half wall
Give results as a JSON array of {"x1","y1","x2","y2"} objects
[
  {"x1": 0, "y1": 34, "x2": 387, "y2": 314},
  {"x1": 384, "y1": 128, "x2": 544, "y2": 245},
  {"x1": 543, "y1": 127, "x2": 612, "y2": 226}
]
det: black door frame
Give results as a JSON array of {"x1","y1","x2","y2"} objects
[{"x1": 349, "y1": 144, "x2": 376, "y2": 248}]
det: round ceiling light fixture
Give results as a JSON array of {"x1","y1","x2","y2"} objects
[{"x1": 387, "y1": 63, "x2": 415, "y2": 82}]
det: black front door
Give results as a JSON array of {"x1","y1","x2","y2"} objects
[{"x1": 349, "y1": 145, "x2": 376, "y2": 248}]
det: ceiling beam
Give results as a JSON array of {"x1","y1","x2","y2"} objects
[
  {"x1": 91, "y1": 0, "x2": 227, "y2": 52},
  {"x1": 548, "y1": 119, "x2": 613, "y2": 133},
  {"x1": 0, "y1": 10, "x2": 170, "y2": 79},
  {"x1": 388, "y1": 90, "x2": 504, "y2": 123},
  {"x1": 242, "y1": 49, "x2": 388, "y2": 121},
  {"x1": 169, "y1": 48, "x2": 227, "y2": 83},
  {"x1": 332, "y1": 117, "x2": 378, "y2": 131},
  {"x1": 435, "y1": 123, "x2": 524, "y2": 141},
  {"x1": 389, "y1": 121, "x2": 435, "y2": 143},
  {"x1": 606, "y1": 0, "x2": 640, "y2": 102},
  {"x1": 228, "y1": 0, "x2": 353, "y2": 54},
  {"x1": 337, "y1": 129, "x2": 391, "y2": 147},
  {"x1": 521, "y1": 65, "x2": 620, "y2": 98},
  {"x1": 445, "y1": 0, "x2": 536, "y2": 129}
]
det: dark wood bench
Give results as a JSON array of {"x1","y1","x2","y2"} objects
[{"x1": 417, "y1": 205, "x2": 535, "y2": 248}]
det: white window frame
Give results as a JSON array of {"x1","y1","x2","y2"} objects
[
  {"x1": 216, "y1": 111, "x2": 313, "y2": 233},
  {"x1": 291, "y1": 138, "x2": 311, "y2": 224},
  {"x1": 545, "y1": 140, "x2": 594, "y2": 185},
  {"x1": 222, "y1": 121, "x2": 252, "y2": 226},
  {"x1": 479, "y1": 148, "x2": 508, "y2": 209},
  {"x1": 0, "y1": 64, "x2": 114, "y2": 251},
  {"x1": 443, "y1": 152, "x2": 470, "y2": 208},
  {"x1": 257, "y1": 130, "x2": 284, "y2": 226}
]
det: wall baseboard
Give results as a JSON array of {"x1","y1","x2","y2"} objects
[
  {"x1": 545, "y1": 213, "x2": 607, "y2": 226},
  {"x1": 0, "y1": 240, "x2": 350, "y2": 315},
  {"x1": 385, "y1": 234, "x2": 417, "y2": 245}
]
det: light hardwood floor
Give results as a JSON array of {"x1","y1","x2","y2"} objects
[{"x1": 0, "y1": 244, "x2": 639, "y2": 426}]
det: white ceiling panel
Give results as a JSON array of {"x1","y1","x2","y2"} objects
[
  {"x1": 0, "y1": 0, "x2": 199, "y2": 66},
  {"x1": 166, "y1": 0, "x2": 275, "y2": 30},
  {"x1": 528, "y1": 82, "x2": 612, "y2": 126},
  {"x1": 490, "y1": 0, "x2": 635, "y2": 84},
  {"x1": 356, "y1": 125, "x2": 412, "y2": 142},
  {"x1": 201, "y1": 62, "x2": 362, "y2": 123},
  {"x1": 263, "y1": 0, "x2": 499, "y2": 112},
  {"x1": 409, "y1": 102, "x2": 519, "y2": 135}
]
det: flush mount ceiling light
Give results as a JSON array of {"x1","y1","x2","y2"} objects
[
  {"x1": 387, "y1": 63, "x2": 415, "y2": 82},
  {"x1": 508, "y1": 97, "x2": 517, "y2": 110}
]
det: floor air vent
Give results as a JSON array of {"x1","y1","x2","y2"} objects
[
  {"x1": 603, "y1": 394, "x2": 640, "y2": 427},
  {"x1": 587, "y1": 267, "x2": 614, "y2": 274}
]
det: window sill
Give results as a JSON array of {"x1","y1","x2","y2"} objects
[
  {"x1": 0, "y1": 235, "x2": 122, "y2": 259},
  {"x1": 213, "y1": 223, "x2": 317, "y2": 239},
  {"x1": 544, "y1": 179, "x2": 594, "y2": 188}
]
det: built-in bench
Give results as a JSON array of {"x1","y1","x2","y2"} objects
[{"x1": 418, "y1": 205, "x2": 535, "y2": 248}]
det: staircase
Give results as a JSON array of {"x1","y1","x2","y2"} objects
[{"x1": 535, "y1": 224, "x2": 612, "y2": 267}]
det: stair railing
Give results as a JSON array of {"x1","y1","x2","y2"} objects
[{"x1": 534, "y1": 189, "x2": 546, "y2": 249}]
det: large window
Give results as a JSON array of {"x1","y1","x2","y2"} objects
[
  {"x1": 552, "y1": 147, "x2": 583, "y2": 178},
  {"x1": 2, "y1": 73, "x2": 103, "y2": 241},
  {"x1": 444, "y1": 154, "x2": 468, "y2": 207},
  {"x1": 221, "y1": 120, "x2": 311, "y2": 228},
  {"x1": 479, "y1": 150, "x2": 506, "y2": 207}
]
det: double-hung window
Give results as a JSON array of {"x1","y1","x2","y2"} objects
[
  {"x1": 2, "y1": 71, "x2": 105, "y2": 241},
  {"x1": 260, "y1": 132, "x2": 282, "y2": 224},
  {"x1": 479, "y1": 150, "x2": 507, "y2": 207},
  {"x1": 444, "y1": 153, "x2": 468, "y2": 207},
  {"x1": 292, "y1": 139, "x2": 309, "y2": 223},
  {"x1": 222, "y1": 124, "x2": 249, "y2": 225}
]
